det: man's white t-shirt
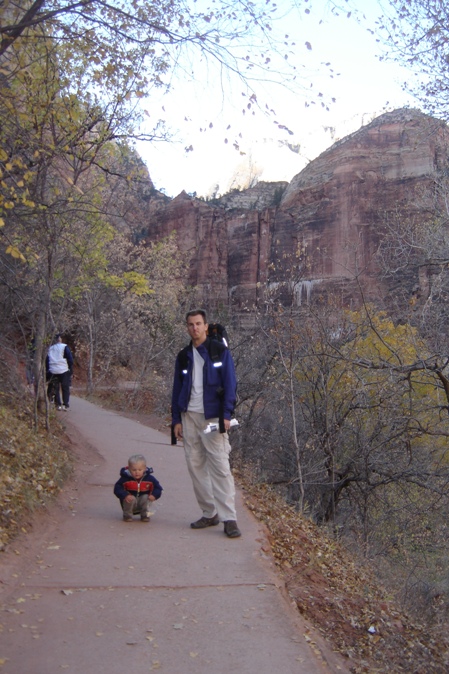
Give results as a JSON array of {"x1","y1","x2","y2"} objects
[{"x1": 188, "y1": 346, "x2": 205, "y2": 413}]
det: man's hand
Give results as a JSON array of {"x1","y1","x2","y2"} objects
[
  {"x1": 174, "y1": 423, "x2": 183, "y2": 440},
  {"x1": 224, "y1": 419, "x2": 231, "y2": 431}
]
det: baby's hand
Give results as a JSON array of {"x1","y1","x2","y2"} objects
[
  {"x1": 124, "y1": 494, "x2": 134, "y2": 503},
  {"x1": 149, "y1": 495, "x2": 156, "y2": 502}
]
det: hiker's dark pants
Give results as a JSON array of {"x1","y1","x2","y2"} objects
[{"x1": 47, "y1": 371, "x2": 71, "y2": 407}]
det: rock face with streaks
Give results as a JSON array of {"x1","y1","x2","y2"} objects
[{"x1": 143, "y1": 109, "x2": 449, "y2": 310}]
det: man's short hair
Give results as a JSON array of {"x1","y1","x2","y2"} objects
[{"x1": 186, "y1": 309, "x2": 207, "y2": 323}]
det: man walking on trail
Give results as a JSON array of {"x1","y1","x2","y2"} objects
[
  {"x1": 46, "y1": 333, "x2": 73, "y2": 411},
  {"x1": 171, "y1": 309, "x2": 241, "y2": 538}
]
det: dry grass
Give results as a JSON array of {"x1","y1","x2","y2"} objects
[
  {"x1": 0, "y1": 394, "x2": 72, "y2": 551},
  {"x1": 241, "y1": 479, "x2": 449, "y2": 673}
]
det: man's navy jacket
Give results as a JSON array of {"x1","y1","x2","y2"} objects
[{"x1": 171, "y1": 338, "x2": 237, "y2": 426}]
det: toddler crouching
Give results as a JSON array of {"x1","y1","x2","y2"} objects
[{"x1": 114, "y1": 454, "x2": 163, "y2": 522}]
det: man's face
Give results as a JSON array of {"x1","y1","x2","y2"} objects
[
  {"x1": 187, "y1": 314, "x2": 208, "y2": 346},
  {"x1": 129, "y1": 462, "x2": 146, "y2": 480}
]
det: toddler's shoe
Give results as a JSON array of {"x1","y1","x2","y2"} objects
[
  {"x1": 123, "y1": 514, "x2": 133, "y2": 522},
  {"x1": 141, "y1": 515, "x2": 150, "y2": 522}
]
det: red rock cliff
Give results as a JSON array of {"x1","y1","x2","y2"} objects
[{"x1": 144, "y1": 109, "x2": 449, "y2": 309}]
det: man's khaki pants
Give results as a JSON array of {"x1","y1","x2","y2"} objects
[{"x1": 181, "y1": 411, "x2": 237, "y2": 522}]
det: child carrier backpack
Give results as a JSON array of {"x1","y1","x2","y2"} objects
[{"x1": 207, "y1": 323, "x2": 229, "y2": 348}]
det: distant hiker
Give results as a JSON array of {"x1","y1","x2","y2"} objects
[
  {"x1": 46, "y1": 333, "x2": 73, "y2": 411},
  {"x1": 171, "y1": 309, "x2": 241, "y2": 538},
  {"x1": 114, "y1": 454, "x2": 163, "y2": 522}
]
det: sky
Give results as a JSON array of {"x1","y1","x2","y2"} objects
[{"x1": 135, "y1": 0, "x2": 414, "y2": 198}]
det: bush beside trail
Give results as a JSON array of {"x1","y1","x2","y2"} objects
[{"x1": 0, "y1": 397, "x2": 72, "y2": 551}]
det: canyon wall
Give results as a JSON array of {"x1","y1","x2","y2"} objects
[{"x1": 144, "y1": 109, "x2": 449, "y2": 311}]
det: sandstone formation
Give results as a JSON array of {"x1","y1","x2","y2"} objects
[{"x1": 144, "y1": 109, "x2": 449, "y2": 311}]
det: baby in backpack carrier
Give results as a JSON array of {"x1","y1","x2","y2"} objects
[{"x1": 113, "y1": 454, "x2": 163, "y2": 522}]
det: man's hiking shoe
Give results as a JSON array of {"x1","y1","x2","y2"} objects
[
  {"x1": 123, "y1": 515, "x2": 133, "y2": 522},
  {"x1": 224, "y1": 520, "x2": 241, "y2": 538},
  {"x1": 141, "y1": 515, "x2": 150, "y2": 522},
  {"x1": 190, "y1": 514, "x2": 220, "y2": 529}
]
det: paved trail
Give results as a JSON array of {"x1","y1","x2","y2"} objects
[{"x1": 0, "y1": 396, "x2": 348, "y2": 674}]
